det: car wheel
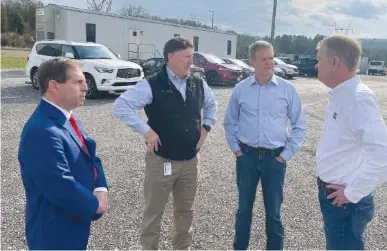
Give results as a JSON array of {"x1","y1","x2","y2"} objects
[
  {"x1": 280, "y1": 70, "x2": 286, "y2": 78},
  {"x1": 206, "y1": 71, "x2": 220, "y2": 86},
  {"x1": 31, "y1": 69, "x2": 39, "y2": 90},
  {"x1": 307, "y1": 70, "x2": 315, "y2": 77},
  {"x1": 85, "y1": 74, "x2": 100, "y2": 99}
]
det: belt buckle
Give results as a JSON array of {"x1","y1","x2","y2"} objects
[{"x1": 257, "y1": 148, "x2": 268, "y2": 155}]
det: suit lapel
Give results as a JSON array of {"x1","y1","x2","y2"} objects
[
  {"x1": 40, "y1": 99, "x2": 90, "y2": 157},
  {"x1": 63, "y1": 120, "x2": 90, "y2": 156}
]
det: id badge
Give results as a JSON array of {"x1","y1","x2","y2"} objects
[{"x1": 164, "y1": 162, "x2": 172, "y2": 176}]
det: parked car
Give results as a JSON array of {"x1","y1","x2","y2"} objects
[
  {"x1": 193, "y1": 52, "x2": 243, "y2": 86},
  {"x1": 274, "y1": 67, "x2": 286, "y2": 78},
  {"x1": 291, "y1": 58, "x2": 318, "y2": 77},
  {"x1": 274, "y1": 58, "x2": 299, "y2": 79},
  {"x1": 140, "y1": 57, "x2": 165, "y2": 76},
  {"x1": 368, "y1": 60, "x2": 386, "y2": 75},
  {"x1": 222, "y1": 58, "x2": 254, "y2": 79},
  {"x1": 276, "y1": 56, "x2": 292, "y2": 64},
  {"x1": 224, "y1": 57, "x2": 286, "y2": 79},
  {"x1": 25, "y1": 40, "x2": 144, "y2": 99},
  {"x1": 240, "y1": 58, "x2": 250, "y2": 65},
  {"x1": 140, "y1": 57, "x2": 206, "y2": 80}
]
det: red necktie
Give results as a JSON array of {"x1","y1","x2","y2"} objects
[{"x1": 69, "y1": 114, "x2": 98, "y2": 182}]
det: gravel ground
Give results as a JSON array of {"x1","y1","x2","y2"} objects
[{"x1": 1, "y1": 71, "x2": 387, "y2": 250}]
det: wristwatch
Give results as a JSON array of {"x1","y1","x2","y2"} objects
[{"x1": 202, "y1": 124, "x2": 211, "y2": 132}]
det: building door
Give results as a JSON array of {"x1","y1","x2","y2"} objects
[{"x1": 128, "y1": 28, "x2": 142, "y2": 61}]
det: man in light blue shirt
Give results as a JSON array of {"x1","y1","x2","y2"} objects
[{"x1": 224, "y1": 41, "x2": 306, "y2": 250}]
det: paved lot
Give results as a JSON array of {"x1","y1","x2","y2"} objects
[{"x1": 1, "y1": 71, "x2": 387, "y2": 250}]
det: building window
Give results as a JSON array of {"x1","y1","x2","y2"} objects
[
  {"x1": 193, "y1": 36, "x2": 199, "y2": 52},
  {"x1": 227, "y1": 40, "x2": 232, "y2": 55},
  {"x1": 86, "y1": 23, "x2": 96, "y2": 42},
  {"x1": 133, "y1": 31, "x2": 137, "y2": 36},
  {"x1": 47, "y1": 32, "x2": 55, "y2": 39},
  {"x1": 174, "y1": 34, "x2": 180, "y2": 37}
]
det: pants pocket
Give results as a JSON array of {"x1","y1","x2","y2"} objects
[{"x1": 353, "y1": 196, "x2": 374, "y2": 237}]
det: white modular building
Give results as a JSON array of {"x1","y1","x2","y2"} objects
[{"x1": 36, "y1": 4, "x2": 238, "y2": 62}]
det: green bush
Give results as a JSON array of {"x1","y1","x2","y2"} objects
[
  {"x1": 1, "y1": 35, "x2": 10, "y2": 46},
  {"x1": 1, "y1": 32, "x2": 30, "y2": 48}
]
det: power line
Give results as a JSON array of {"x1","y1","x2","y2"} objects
[{"x1": 333, "y1": 21, "x2": 353, "y2": 35}]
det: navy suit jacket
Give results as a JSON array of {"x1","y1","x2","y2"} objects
[{"x1": 18, "y1": 99, "x2": 108, "y2": 250}]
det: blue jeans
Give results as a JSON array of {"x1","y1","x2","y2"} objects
[
  {"x1": 234, "y1": 145, "x2": 286, "y2": 250},
  {"x1": 318, "y1": 186, "x2": 375, "y2": 250}
]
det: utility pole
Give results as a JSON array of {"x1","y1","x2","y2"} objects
[
  {"x1": 270, "y1": 0, "x2": 277, "y2": 45},
  {"x1": 209, "y1": 10, "x2": 214, "y2": 28}
]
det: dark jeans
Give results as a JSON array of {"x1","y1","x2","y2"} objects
[
  {"x1": 234, "y1": 145, "x2": 286, "y2": 250},
  {"x1": 318, "y1": 186, "x2": 375, "y2": 250}
]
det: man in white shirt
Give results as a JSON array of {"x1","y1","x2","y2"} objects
[{"x1": 315, "y1": 34, "x2": 387, "y2": 250}]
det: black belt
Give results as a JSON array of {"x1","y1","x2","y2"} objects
[
  {"x1": 317, "y1": 177, "x2": 331, "y2": 188},
  {"x1": 317, "y1": 177, "x2": 336, "y2": 194},
  {"x1": 239, "y1": 142, "x2": 284, "y2": 157}
]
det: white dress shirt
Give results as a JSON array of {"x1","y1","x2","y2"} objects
[
  {"x1": 316, "y1": 76, "x2": 387, "y2": 203},
  {"x1": 43, "y1": 98, "x2": 107, "y2": 192}
]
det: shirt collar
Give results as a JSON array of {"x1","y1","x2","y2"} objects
[
  {"x1": 42, "y1": 98, "x2": 72, "y2": 120},
  {"x1": 250, "y1": 74, "x2": 278, "y2": 86},
  {"x1": 166, "y1": 66, "x2": 188, "y2": 82},
  {"x1": 329, "y1": 76, "x2": 359, "y2": 104}
]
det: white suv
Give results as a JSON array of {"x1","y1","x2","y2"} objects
[
  {"x1": 368, "y1": 60, "x2": 386, "y2": 76},
  {"x1": 274, "y1": 58, "x2": 299, "y2": 79},
  {"x1": 26, "y1": 40, "x2": 144, "y2": 98}
]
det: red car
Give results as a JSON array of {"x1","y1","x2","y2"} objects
[{"x1": 193, "y1": 52, "x2": 243, "y2": 86}]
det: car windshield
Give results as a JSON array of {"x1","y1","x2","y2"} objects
[
  {"x1": 74, "y1": 45, "x2": 117, "y2": 59},
  {"x1": 370, "y1": 61, "x2": 383, "y2": 66},
  {"x1": 274, "y1": 58, "x2": 287, "y2": 65},
  {"x1": 203, "y1": 54, "x2": 225, "y2": 64},
  {"x1": 229, "y1": 59, "x2": 250, "y2": 68}
]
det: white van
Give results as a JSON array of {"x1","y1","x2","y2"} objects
[{"x1": 368, "y1": 60, "x2": 386, "y2": 76}]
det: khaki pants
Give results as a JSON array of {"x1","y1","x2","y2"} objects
[{"x1": 140, "y1": 152, "x2": 198, "y2": 250}]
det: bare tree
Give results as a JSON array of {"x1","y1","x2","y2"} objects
[
  {"x1": 270, "y1": 0, "x2": 277, "y2": 45},
  {"x1": 119, "y1": 4, "x2": 149, "y2": 18},
  {"x1": 87, "y1": 0, "x2": 112, "y2": 13}
]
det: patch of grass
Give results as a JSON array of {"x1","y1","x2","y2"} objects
[{"x1": 1, "y1": 49, "x2": 29, "y2": 69}]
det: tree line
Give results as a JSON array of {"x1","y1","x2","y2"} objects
[
  {"x1": 1, "y1": 1, "x2": 386, "y2": 62},
  {"x1": 1, "y1": 0, "x2": 43, "y2": 47},
  {"x1": 236, "y1": 34, "x2": 327, "y2": 59}
]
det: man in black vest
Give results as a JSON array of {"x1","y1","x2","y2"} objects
[{"x1": 113, "y1": 36, "x2": 217, "y2": 250}]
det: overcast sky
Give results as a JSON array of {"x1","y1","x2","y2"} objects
[{"x1": 42, "y1": 0, "x2": 387, "y2": 38}]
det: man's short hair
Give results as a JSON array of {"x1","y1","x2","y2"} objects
[
  {"x1": 163, "y1": 36, "x2": 194, "y2": 62},
  {"x1": 248, "y1": 40, "x2": 273, "y2": 60},
  {"x1": 37, "y1": 57, "x2": 80, "y2": 95},
  {"x1": 317, "y1": 34, "x2": 362, "y2": 72}
]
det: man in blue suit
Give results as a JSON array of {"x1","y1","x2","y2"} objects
[{"x1": 18, "y1": 57, "x2": 109, "y2": 250}]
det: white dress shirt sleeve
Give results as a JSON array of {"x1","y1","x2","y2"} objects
[
  {"x1": 94, "y1": 187, "x2": 108, "y2": 192},
  {"x1": 344, "y1": 94, "x2": 387, "y2": 203}
]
